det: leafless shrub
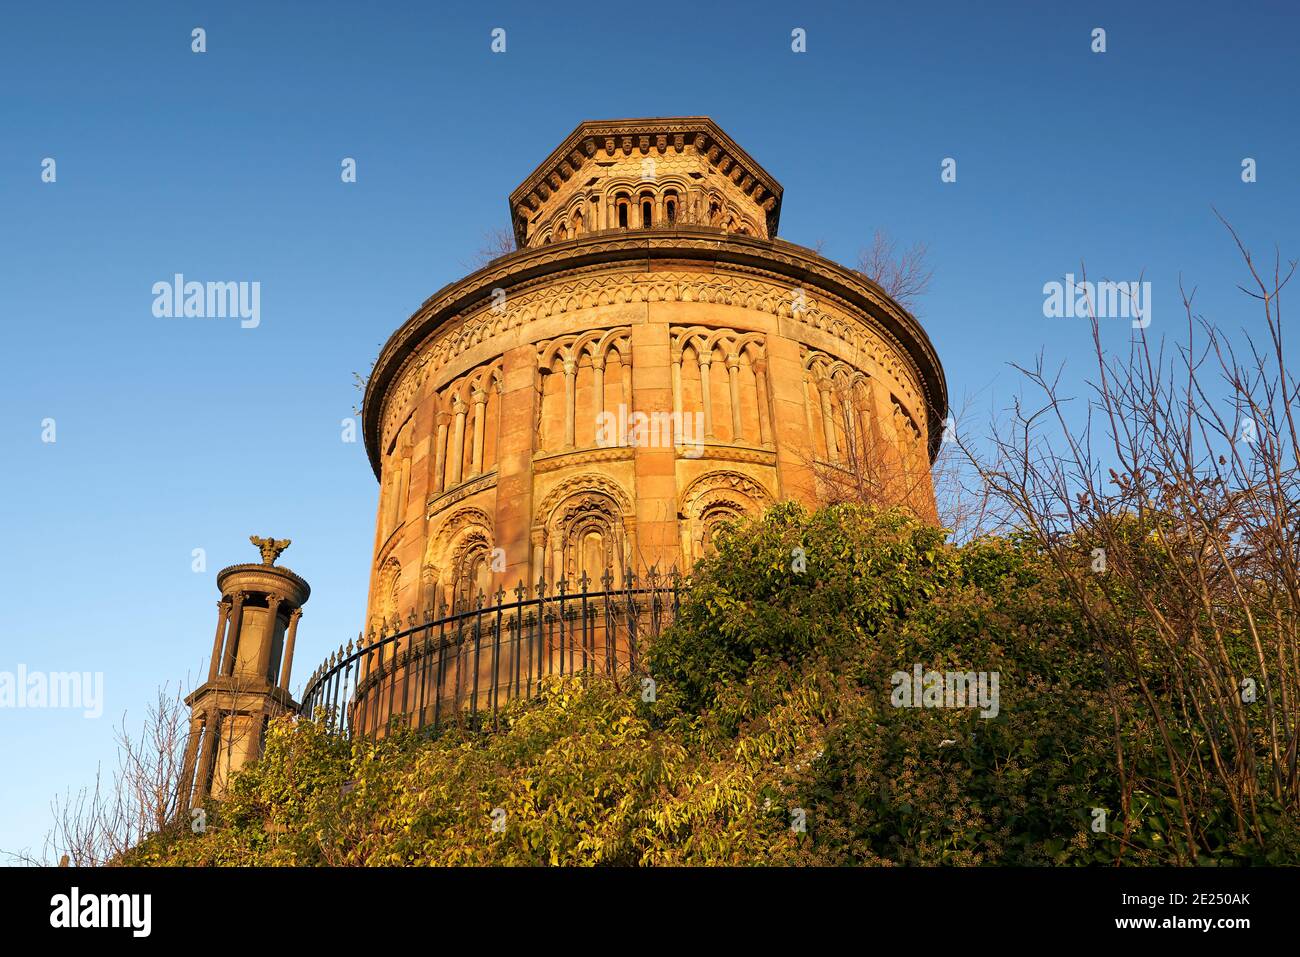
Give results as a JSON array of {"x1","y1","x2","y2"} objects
[
  {"x1": 856, "y1": 229, "x2": 934, "y2": 313},
  {"x1": 40, "y1": 685, "x2": 189, "y2": 866},
  {"x1": 462, "y1": 227, "x2": 519, "y2": 271},
  {"x1": 806, "y1": 387, "x2": 1000, "y2": 542},
  {"x1": 30, "y1": 673, "x2": 268, "y2": 865},
  {"x1": 965, "y1": 214, "x2": 1300, "y2": 861}
]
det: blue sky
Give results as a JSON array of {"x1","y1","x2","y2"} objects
[{"x1": 1, "y1": 0, "x2": 1296, "y2": 858}]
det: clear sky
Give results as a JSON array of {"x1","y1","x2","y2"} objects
[{"x1": 2, "y1": 0, "x2": 1297, "y2": 859}]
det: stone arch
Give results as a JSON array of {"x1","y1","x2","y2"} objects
[
  {"x1": 536, "y1": 329, "x2": 633, "y2": 452},
  {"x1": 428, "y1": 361, "x2": 504, "y2": 495},
  {"x1": 372, "y1": 557, "x2": 402, "y2": 633},
  {"x1": 423, "y1": 507, "x2": 495, "y2": 611},
  {"x1": 447, "y1": 530, "x2": 494, "y2": 611},
  {"x1": 672, "y1": 326, "x2": 770, "y2": 445},
  {"x1": 679, "y1": 470, "x2": 773, "y2": 564},
  {"x1": 609, "y1": 187, "x2": 633, "y2": 228},
  {"x1": 657, "y1": 179, "x2": 688, "y2": 223},
  {"x1": 535, "y1": 474, "x2": 634, "y2": 585}
]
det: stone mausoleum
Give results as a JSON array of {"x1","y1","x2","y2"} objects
[
  {"x1": 181, "y1": 117, "x2": 947, "y2": 802},
  {"x1": 362, "y1": 116, "x2": 946, "y2": 629}
]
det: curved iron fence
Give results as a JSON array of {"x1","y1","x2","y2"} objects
[{"x1": 300, "y1": 567, "x2": 683, "y2": 738}]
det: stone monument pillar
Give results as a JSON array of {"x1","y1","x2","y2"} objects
[{"x1": 179, "y1": 536, "x2": 310, "y2": 808}]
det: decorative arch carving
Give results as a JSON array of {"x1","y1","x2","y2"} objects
[
  {"x1": 535, "y1": 327, "x2": 633, "y2": 452},
  {"x1": 423, "y1": 507, "x2": 495, "y2": 611},
  {"x1": 679, "y1": 470, "x2": 773, "y2": 563},
  {"x1": 426, "y1": 360, "x2": 504, "y2": 496},
  {"x1": 371, "y1": 557, "x2": 402, "y2": 633},
  {"x1": 534, "y1": 474, "x2": 635, "y2": 585},
  {"x1": 671, "y1": 326, "x2": 771, "y2": 446},
  {"x1": 536, "y1": 473, "x2": 634, "y2": 521}
]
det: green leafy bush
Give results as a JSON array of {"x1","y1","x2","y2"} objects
[{"x1": 123, "y1": 503, "x2": 1299, "y2": 866}]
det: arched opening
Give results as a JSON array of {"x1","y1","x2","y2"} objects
[
  {"x1": 641, "y1": 198, "x2": 653, "y2": 228},
  {"x1": 451, "y1": 540, "x2": 491, "y2": 612},
  {"x1": 615, "y1": 193, "x2": 630, "y2": 228},
  {"x1": 664, "y1": 191, "x2": 677, "y2": 223},
  {"x1": 545, "y1": 488, "x2": 629, "y2": 587},
  {"x1": 699, "y1": 505, "x2": 743, "y2": 558}
]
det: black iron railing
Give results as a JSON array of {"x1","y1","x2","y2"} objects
[{"x1": 300, "y1": 567, "x2": 683, "y2": 738}]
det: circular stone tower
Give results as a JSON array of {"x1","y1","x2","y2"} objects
[{"x1": 361, "y1": 117, "x2": 946, "y2": 632}]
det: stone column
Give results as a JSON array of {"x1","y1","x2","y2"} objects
[
  {"x1": 397, "y1": 456, "x2": 410, "y2": 525},
  {"x1": 208, "y1": 599, "x2": 230, "y2": 681},
  {"x1": 256, "y1": 596, "x2": 282, "y2": 682},
  {"x1": 854, "y1": 389, "x2": 872, "y2": 465},
  {"x1": 279, "y1": 608, "x2": 301, "y2": 691},
  {"x1": 803, "y1": 375, "x2": 815, "y2": 438},
  {"x1": 670, "y1": 350, "x2": 683, "y2": 423},
  {"x1": 530, "y1": 530, "x2": 546, "y2": 585},
  {"x1": 191, "y1": 713, "x2": 217, "y2": 806},
  {"x1": 432, "y1": 411, "x2": 449, "y2": 494},
  {"x1": 177, "y1": 714, "x2": 203, "y2": 811},
  {"x1": 220, "y1": 592, "x2": 246, "y2": 675},
  {"x1": 818, "y1": 380, "x2": 839, "y2": 461},
  {"x1": 592, "y1": 356, "x2": 605, "y2": 424},
  {"x1": 470, "y1": 389, "x2": 487, "y2": 476},
  {"x1": 726, "y1": 354, "x2": 743, "y2": 440},
  {"x1": 448, "y1": 398, "x2": 466, "y2": 487},
  {"x1": 563, "y1": 360, "x2": 576, "y2": 449},
  {"x1": 380, "y1": 473, "x2": 396, "y2": 541},
  {"x1": 698, "y1": 354, "x2": 714, "y2": 439},
  {"x1": 753, "y1": 356, "x2": 773, "y2": 446}
]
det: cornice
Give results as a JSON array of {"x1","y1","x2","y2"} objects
[
  {"x1": 215, "y1": 563, "x2": 311, "y2": 604},
  {"x1": 533, "y1": 445, "x2": 636, "y2": 474},
  {"x1": 362, "y1": 228, "x2": 948, "y2": 476}
]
